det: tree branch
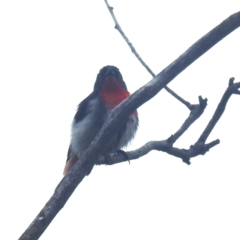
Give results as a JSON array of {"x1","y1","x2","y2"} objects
[
  {"x1": 96, "y1": 139, "x2": 220, "y2": 166},
  {"x1": 196, "y1": 77, "x2": 240, "y2": 144},
  {"x1": 169, "y1": 96, "x2": 208, "y2": 144},
  {"x1": 97, "y1": 78, "x2": 240, "y2": 165},
  {"x1": 104, "y1": 0, "x2": 192, "y2": 109},
  {"x1": 19, "y1": 12, "x2": 240, "y2": 240}
]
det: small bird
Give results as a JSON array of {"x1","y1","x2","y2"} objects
[{"x1": 63, "y1": 66, "x2": 138, "y2": 175}]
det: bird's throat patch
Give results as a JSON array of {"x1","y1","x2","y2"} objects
[{"x1": 100, "y1": 77, "x2": 131, "y2": 110}]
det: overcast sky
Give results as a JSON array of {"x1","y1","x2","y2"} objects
[{"x1": 1, "y1": 1, "x2": 240, "y2": 239}]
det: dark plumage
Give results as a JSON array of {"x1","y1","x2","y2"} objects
[{"x1": 63, "y1": 66, "x2": 138, "y2": 175}]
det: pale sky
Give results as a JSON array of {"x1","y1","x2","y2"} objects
[{"x1": 1, "y1": 1, "x2": 240, "y2": 239}]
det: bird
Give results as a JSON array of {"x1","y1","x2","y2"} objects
[{"x1": 63, "y1": 65, "x2": 138, "y2": 175}]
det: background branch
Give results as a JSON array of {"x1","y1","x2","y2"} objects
[
  {"x1": 97, "y1": 139, "x2": 220, "y2": 166},
  {"x1": 197, "y1": 78, "x2": 240, "y2": 144},
  {"x1": 104, "y1": 0, "x2": 192, "y2": 109},
  {"x1": 169, "y1": 96, "x2": 207, "y2": 144},
  {"x1": 19, "y1": 11, "x2": 240, "y2": 240}
]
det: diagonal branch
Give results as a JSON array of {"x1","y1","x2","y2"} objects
[
  {"x1": 19, "y1": 12, "x2": 240, "y2": 240},
  {"x1": 104, "y1": 0, "x2": 192, "y2": 109}
]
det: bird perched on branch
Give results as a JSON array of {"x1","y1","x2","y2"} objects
[{"x1": 63, "y1": 65, "x2": 138, "y2": 175}]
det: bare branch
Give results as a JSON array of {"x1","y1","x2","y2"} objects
[
  {"x1": 104, "y1": 0, "x2": 192, "y2": 109},
  {"x1": 169, "y1": 96, "x2": 208, "y2": 144},
  {"x1": 197, "y1": 78, "x2": 240, "y2": 144},
  {"x1": 19, "y1": 12, "x2": 240, "y2": 240},
  {"x1": 96, "y1": 139, "x2": 220, "y2": 166}
]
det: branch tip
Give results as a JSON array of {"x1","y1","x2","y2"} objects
[
  {"x1": 229, "y1": 77, "x2": 235, "y2": 86},
  {"x1": 182, "y1": 158, "x2": 191, "y2": 165},
  {"x1": 198, "y1": 96, "x2": 208, "y2": 107}
]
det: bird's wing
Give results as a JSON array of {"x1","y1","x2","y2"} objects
[
  {"x1": 73, "y1": 92, "x2": 97, "y2": 123},
  {"x1": 63, "y1": 92, "x2": 97, "y2": 175},
  {"x1": 63, "y1": 145, "x2": 78, "y2": 175}
]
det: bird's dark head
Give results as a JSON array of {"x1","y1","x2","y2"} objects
[
  {"x1": 94, "y1": 65, "x2": 130, "y2": 110},
  {"x1": 94, "y1": 65, "x2": 127, "y2": 92}
]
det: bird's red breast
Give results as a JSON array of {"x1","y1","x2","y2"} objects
[{"x1": 100, "y1": 77, "x2": 137, "y2": 115}]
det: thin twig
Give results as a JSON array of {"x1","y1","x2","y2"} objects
[
  {"x1": 104, "y1": 0, "x2": 192, "y2": 109},
  {"x1": 169, "y1": 96, "x2": 208, "y2": 144},
  {"x1": 197, "y1": 78, "x2": 240, "y2": 144}
]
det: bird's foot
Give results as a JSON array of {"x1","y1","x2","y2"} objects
[
  {"x1": 115, "y1": 150, "x2": 130, "y2": 165},
  {"x1": 105, "y1": 150, "x2": 130, "y2": 165}
]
